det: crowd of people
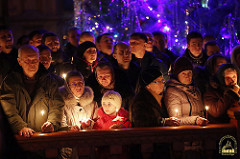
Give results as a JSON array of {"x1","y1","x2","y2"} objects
[{"x1": 0, "y1": 25, "x2": 239, "y2": 158}]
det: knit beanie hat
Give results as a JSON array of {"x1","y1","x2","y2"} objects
[
  {"x1": 173, "y1": 57, "x2": 193, "y2": 76},
  {"x1": 77, "y1": 41, "x2": 96, "y2": 58},
  {"x1": 140, "y1": 67, "x2": 162, "y2": 87},
  {"x1": 102, "y1": 90, "x2": 122, "y2": 111}
]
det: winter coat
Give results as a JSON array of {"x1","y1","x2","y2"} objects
[
  {"x1": 130, "y1": 88, "x2": 169, "y2": 127},
  {"x1": 59, "y1": 85, "x2": 98, "y2": 129},
  {"x1": 162, "y1": 48, "x2": 179, "y2": 64},
  {"x1": 0, "y1": 65, "x2": 64, "y2": 133},
  {"x1": 182, "y1": 49, "x2": 208, "y2": 68},
  {"x1": 203, "y1": 80, "x2": 239, "y2": 123},
  {"x1": 193, "y1": 54, "x2": 229, "y2": 96},
  {"x1": 63, "y1": 42, "x2": 77, "y2": 63},
  {"x1": 152, "y1": 46, "x2": 171, "y2": 69},
  {"x1": 93, "y1": 107, "x2": 131, "y2": 130},
  {"x1": 98, "y1": 51, "x2": 116, "y2": 63},
  {"x1": 0, "y1": 48, "x2": 18, "y2": 84},
  {"x1": 132, "y1": 51, "x2": 169, "y2": 80},
  {"x1": 112, "y1": 61, "x2": 140, "y2": 91},
  {"x1": 164, "y1": 78, "x2": 204, "y2": 125},
  {"x1": 73, "y1": 57, "x2": 98, "y2": 80}
]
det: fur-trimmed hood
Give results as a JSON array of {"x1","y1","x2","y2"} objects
[{"x1": 59, "y1": 85, "x2": 94, "y2": 107}]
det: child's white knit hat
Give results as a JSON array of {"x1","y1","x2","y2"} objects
[{"x1": 102, "y1": 90, "x2": 122, "y2": 110}]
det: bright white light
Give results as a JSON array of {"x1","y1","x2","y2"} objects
[
  {"x1": 148, "y1": 7, "x2": 153, "y2": 11},
  {"x1": 182, "y1": 46, "x2": 187, "y2": 49},
  {"x1": 175, "y1": 109, "x2": 178, "y2": 113},
  {"x1": 106, "y1": 26, "x2": 110, "y2": 29},
  {"x1": 92, "y1": 27, "x2": 95, "y2": 30},
  {"x1": 114, "y1": 34, "x2": 118, "y2": 38},
  {"x1": 163, "y1": 26, "x2": 170, "y2": 32},
  {"x1": 62, "y1": 73, "x2": 67, "y2": 79},
  {"x1": 175, "y1": 39, "x2": 179, "y2": 42},
  {"x1": 146, "y1": 16, "x2": 149, "y2": 19},
  {"x1": 41, "y1": 110, "x2": 45, "y2": 116},
  {"x1": 157, "y1": 14, "x2": 160, "y2": 17},
  {"x1": 205, "y1": 106, "x2": 209, "y2": 111},
  {"x1": 158, "y1": 20, "x2": 161, "y2": 23}
]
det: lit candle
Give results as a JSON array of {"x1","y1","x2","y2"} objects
[
  {"x1": 115, "y1": 108, "x2": 120, "y2": 125},
  {"x1": 175, "y1": 109, "x2": 179, "y2": 117},
  {"x1": 116, "y1": 108, "x2": 119, "y2": 117},
  {"x1": 41, "y1": 110, "x2": 45, "y2": 116},
  {"x1": 205, "y1": 106, "x2": 209, "y2": 119},
  {"x1": 62, "y1": 73, "x2": 67, "y2": 79}
]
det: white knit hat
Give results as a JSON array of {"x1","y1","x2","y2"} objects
[{"x1": 101, "y1": 90, "x2": 122, "y2": 110}]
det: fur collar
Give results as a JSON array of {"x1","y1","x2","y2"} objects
[{"x1": 59, "y1": 86, "x2": 94, "y2": 107}]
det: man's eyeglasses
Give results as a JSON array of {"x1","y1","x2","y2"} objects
[{"x1": 21, "y1": 58, "x2": 39, "y2": 64}]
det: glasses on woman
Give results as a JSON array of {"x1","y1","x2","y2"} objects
[{"x1": 152, "y1": 79, "x2": 166, "y2": 84}]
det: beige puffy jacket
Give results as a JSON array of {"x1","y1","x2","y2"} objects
[{"x1": 164, "y1": 79, "x2": 204, "y2": 125}]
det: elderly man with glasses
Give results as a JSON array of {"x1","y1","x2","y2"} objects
[{"x1": 0, "y1": 44, "x2": 64, "y2": 137}]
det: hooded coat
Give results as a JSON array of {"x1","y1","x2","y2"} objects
[
  {"x1": 203, "y1": 64, "x2": 240, "y2": 123},
  {"x1": 164, "y1": 78, "x2": 204, "y2": 125},
  {"x1": 0, "y1": 64, "x2": 64, "y2": 133},
  {"x1": 59, "y1": 85, "x2": 98, "y2": 129},
  {"x1": 73, "y1": 57, "x2": 98, "y2": 80},
  {"x1": 194, "y1": 54, "x2": 229, "y2": 95}
]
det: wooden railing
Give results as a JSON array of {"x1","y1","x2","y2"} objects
[{"x1": 15, "y1": 107, "x2": 240, "y2": 159}]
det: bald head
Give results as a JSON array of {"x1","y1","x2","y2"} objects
[
  {"x1": 17, "y1": 45, "x2": 40, "y2": 79},
  {"x1": 18, "y1": 44, "x2": 39, "y2": 58},
  {"x1": 113, "y1": 42, "x2": 131, "y2": 69}
]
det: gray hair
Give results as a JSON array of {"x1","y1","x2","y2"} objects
[{"x1": 18, "y1": 44, "x2": 39, "y2": 58}]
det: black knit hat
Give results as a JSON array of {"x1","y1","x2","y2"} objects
[
  {"x1": 173, "y1": 57, "x2": 193, "y2": 76},
  {"x1": 77, "y1": 41, "x2": 96, "y2": 58},
  {"x1": 140, "y1": 67, "x2": 162, "y2": 87}
]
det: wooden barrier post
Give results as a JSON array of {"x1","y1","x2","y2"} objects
[{"x1": 228, "y1": 106, "x2": 240, "y2": 159}]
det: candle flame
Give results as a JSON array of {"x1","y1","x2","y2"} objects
[
  {"x1": 41, "y1": 110, "x2": 45, "y2": 116},
  {"x1": 205, "y1": 106, "x2": 209, "y2": 111},
  {"x1": 62, "y1": 73, "x2": 67, "y2": 79}
]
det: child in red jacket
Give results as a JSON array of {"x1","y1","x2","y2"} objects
[{"x1": 94, "y1": 90, "x2": 131, "y2": 129}]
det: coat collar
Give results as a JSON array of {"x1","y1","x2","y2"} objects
[{"x1": 60, "y1": 86, "x2": 94, "y2": 107}]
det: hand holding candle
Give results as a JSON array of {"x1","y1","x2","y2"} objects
[
  {"x1": 175, "y1": 108, "x2": 179, "y2": 117},
  {"x1": 80, "y1": 118, "x2": 93, "y2": 129},
  {"x1": 205, "y1": 105, "x2": 209, "y2": 119}
]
